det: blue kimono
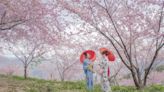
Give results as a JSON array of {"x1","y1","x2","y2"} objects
[{"x1": 83, "y1": 59, "x2": 93, "y2": 91}]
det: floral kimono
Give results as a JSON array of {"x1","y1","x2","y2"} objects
[
  {"x1": 99, "y1": 58, "x2": 112, "y2": 92},
  {"x1": 83, "y1": 58, "x2": 94, "y2": 91}
]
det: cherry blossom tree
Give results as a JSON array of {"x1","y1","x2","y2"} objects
[
  {"x1": 0, "y1": 0, "x2": 163, "y2": 87},
  {"x1": 50, "y1": 41, "x2": 80, "y2": 81},
  {"x1": 56, "y1": 0, "x2": 164, "y2": 89},
  {"x1": 0, "y1": 0, "x2": 61, "y2": 79},
  {"x1": 4, "y1": 33, "x2": 48, "y2": 79}
]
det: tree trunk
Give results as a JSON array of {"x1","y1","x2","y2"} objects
[
  {"x1": 61, "y1": 76, "x2": 64, "y2": 81},
  {"x1": 24, "y1": 65, "x2": 27, "y2": 79},
  {"x1": 130, "y1": 68, "x2": 145, "y2": 90}
]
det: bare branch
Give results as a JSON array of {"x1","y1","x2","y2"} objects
[
  {"x1": 108, "y1": 64, "x2": 123, "y2": 81},
  {"x1": 0, "y1": 19, "x2": 27, "y2": 31}
]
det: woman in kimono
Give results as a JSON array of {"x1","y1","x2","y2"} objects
[
  {"x1": 83, "y1": 52, "x2": 94, "y2": 91},
  {"x1": 99, "y1": 50, "x2": 112, "y2": 92}
]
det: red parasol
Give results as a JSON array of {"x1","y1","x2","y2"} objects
[
  {"x1": 80, "y1": 50, "x2": 96, "y2": 63},
  {"x1": 107, "y1": 50, "x2": 115, "y2": 62},
  {"x1": 99, "y1": 48, "x2": 108, "y2": 54},
  {"x1": 99, "y1": 47, "x2": 115, "y2": 62}
]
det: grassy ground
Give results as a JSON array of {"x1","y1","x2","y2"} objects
[{"x1": 0, "y1": 74, "x2": 164, "y2": 92}]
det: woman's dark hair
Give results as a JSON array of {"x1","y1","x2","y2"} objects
[
  {"x1": 102, "y1": 50, "x2": 109, "y2": 56},
  {"x1": 84, "y1": 52, "x2": 88, "y2": 58}
]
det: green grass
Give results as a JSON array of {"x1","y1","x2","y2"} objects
[{"x1": 0, "y1": 74, "x2": 163, "y2": 92}]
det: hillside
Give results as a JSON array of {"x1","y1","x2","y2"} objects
[
  {"x1": 0, "y1": 74, "x2": 99, "y2": 92},
  {"x1": 0, "y1": 75, "x2": 164, "y2": 92}
]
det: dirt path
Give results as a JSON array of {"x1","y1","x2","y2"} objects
[
  {"x1": 0, "y1": 77, "x2": 8, "y2": 92},
  {"x1": 0, "y1": 76, "x2": 25, "y2": 92}
]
